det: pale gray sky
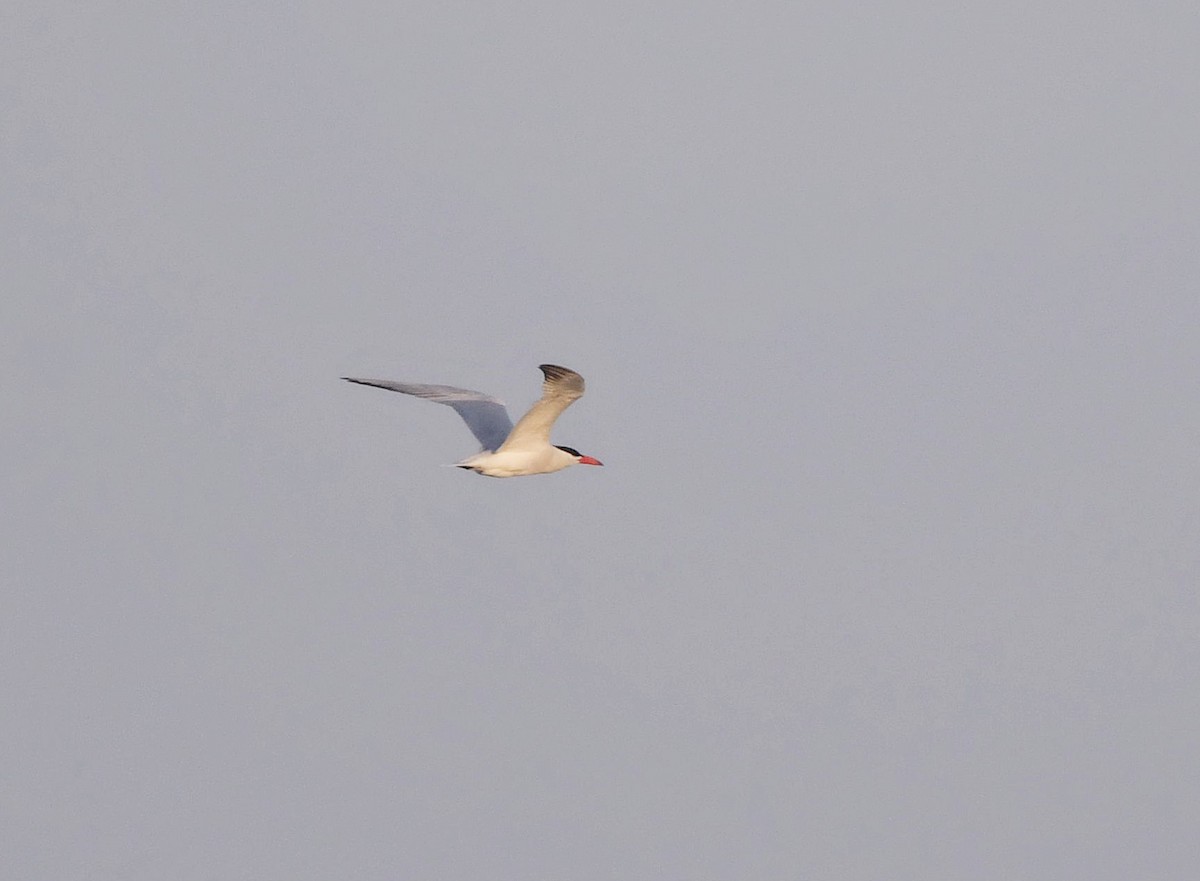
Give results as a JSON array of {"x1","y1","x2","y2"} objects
[{"x1": 4, "y1": 2, "x2": 1199, "y2": 879}]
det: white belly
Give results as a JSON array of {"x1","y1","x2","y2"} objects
[{"x1": 456, "y1": 446, "x2": 576, "y2": 478}]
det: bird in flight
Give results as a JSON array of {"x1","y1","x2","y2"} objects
[{"x1": 343, "y1": 364, "x2": 604, "y2": 478}]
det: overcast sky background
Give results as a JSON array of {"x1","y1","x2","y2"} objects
[{"x1": 5, "y1": 2, "x2": 1199, "y2": 879}]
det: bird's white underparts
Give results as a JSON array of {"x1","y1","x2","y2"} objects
[{"x1": 343, "y1": 363, "x2": 604, "y2": 478}]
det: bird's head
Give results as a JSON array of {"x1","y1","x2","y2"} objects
[{"x1": 555, "y1": 445, "x2": 604, "y2": 467}]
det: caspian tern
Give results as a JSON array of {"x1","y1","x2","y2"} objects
[{"x1": 343, "y1": 364, "x2": 604, "y2": 478}]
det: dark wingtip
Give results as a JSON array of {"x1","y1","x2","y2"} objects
[{"x1": 539, "y1": 364, "x2": 586, "y2": 392}]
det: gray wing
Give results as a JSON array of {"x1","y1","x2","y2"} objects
[
  {"x1": 342, "y1": 378, "x2": 513, "y2": 451},
  {"x1": 499, "y1": 364, "x2": 586, "y2": 451}
]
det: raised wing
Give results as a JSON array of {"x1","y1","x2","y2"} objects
[
  {"x1": 342, "y1": 378, "x2": 513, "y2": 451},
  {"x1": 499, "y1": 364, "x2": 586, "y2": 451}
]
